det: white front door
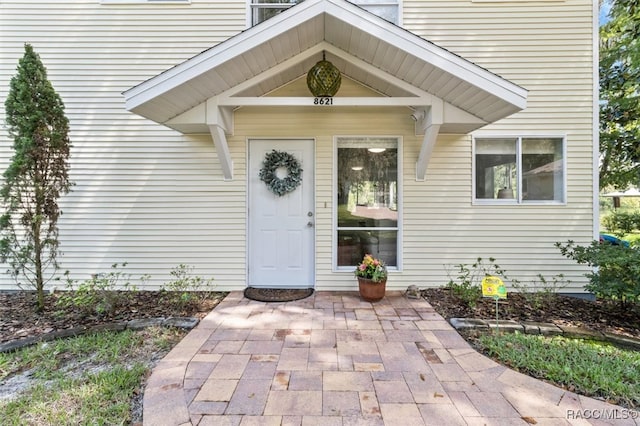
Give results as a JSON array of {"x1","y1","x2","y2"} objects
[{"x1": 248, "y1": 139, "x2": 315, "y2": 288}]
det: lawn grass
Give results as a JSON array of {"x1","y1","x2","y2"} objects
[
  {"x1": 624, "y1": 232, "x2": 640, "y2": 245},
  {"x1": 0, "y1": 327, "x2": 185, "y2": 425},
  {"x1": 476, "y1": 332, "x2": 640, "y2": 409}
]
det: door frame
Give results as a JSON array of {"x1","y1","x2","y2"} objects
[{"x1": 246, "y1": 138, "x2": 316, "y2": 288}]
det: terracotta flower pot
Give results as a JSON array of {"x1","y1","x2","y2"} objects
[{"x1": 357, "y1": 277, "x2": 387, "y2": 302}]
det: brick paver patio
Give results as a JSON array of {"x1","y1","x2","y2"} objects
[{"x1": 143, "y1": 291, "x2": 639, "y2": 425}]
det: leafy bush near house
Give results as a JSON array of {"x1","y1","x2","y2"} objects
[
  {"x1": 446, "y1": 258, "x2": 573, "y2": 310},
  {"x1": 56, "y1": 263, "x2": 141, "y2": 316},
  {"x1": 160, "y1": 264, "x2": 215, "y2": 310},
  {"x1": 55, "y1": 263, "x2": 215, "y2": 315},
  {"x1": 556, "y1": 240, "x2": 640, "y2": 307},
  {"x1": 445, "y1": 257, "x2": 508, "y2": 308},
  {"x1": 510, "y1": 273, "x2": 571, "y2": 310}
]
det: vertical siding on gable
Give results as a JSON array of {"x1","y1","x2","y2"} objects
[{"x1": 0, "y1": 0, "x2": 246, "y2": 290}]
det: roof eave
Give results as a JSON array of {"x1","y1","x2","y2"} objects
[{"x1": 123, "y1": 0, "x2": 527, "y2": 126}]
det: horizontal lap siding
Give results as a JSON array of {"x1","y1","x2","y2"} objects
[
  {"x1": 402, "y1": 134, "x2": 594, "y2": 291},
  {"x1": 0, "y1": 0, "x2": 246, "y2": 290},
  {"x1": 0, "y1": 0, "x2": 595, "y2": 292},
  {"x1": 400, "y1": 0, "x2": 595, "y2": 291}
]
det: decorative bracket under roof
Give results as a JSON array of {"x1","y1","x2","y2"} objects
[
  {"x1": 413, "y1": 103, "x2": 443, "y2": 181},
  {"x1": 166, "y1": 99, "x2": 234, "y2": 180},
  {"x1": 206, "y1": 99, "x2": 234, "y2": 180}
]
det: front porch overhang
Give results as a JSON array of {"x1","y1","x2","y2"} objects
[{"x1": 123, "y1": 0, "x2": 527, "y2": 181}]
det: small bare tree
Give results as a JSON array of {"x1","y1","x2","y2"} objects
[{"x1": 1, "y1": 44, "x2": 73, "y2": 311}]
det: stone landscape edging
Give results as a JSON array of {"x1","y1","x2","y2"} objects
[
  {"x1": 450, "y1": 317, "x2": 640, "y2": 350},
  {"x1": 0, "y1": 317, "x2": 199, "y2": 353}
]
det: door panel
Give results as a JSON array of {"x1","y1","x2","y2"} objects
[{"x1": 248, "y1": 139, "x2": 314, "y2": 288}]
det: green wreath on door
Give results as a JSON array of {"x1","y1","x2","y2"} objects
[{"x1": 259, "y1": 150, "x2": 303, "y2": 196}]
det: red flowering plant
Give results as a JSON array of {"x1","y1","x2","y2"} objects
[{"x1": 354, "y1": 254, "x2": 387, "y2": 282}]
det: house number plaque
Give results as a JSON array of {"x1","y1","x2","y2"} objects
[{"x1": 313, "y1": 97, "x2": 333, "y2": 105}]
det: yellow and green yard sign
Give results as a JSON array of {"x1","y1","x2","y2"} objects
[{"x1": 482, "y1": 276, "x2": 507, "y2": 299}]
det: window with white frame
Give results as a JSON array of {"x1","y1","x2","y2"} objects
[
  {"x1": 474, "y1": 136, "x2": 565, "y2": 203},
  {"x1": 336, "y1": 137, "x2": 400, "y2": 269},
  {"x1": 250, "y1": 0, "x2": 399, "y2": 26},
  {"x1": 353, "y1": 0, "x2": 399, "y2": 24}
]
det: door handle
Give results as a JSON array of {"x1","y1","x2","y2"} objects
[{"x1": 307, "y1": 221, "x2": 314, "y2": 228}]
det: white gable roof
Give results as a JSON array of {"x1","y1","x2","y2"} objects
[{"x1": 123, "y1": 0, "x2": 527, "y2": 134}]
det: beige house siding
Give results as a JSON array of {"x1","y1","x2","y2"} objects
[
  {"x1": 405, "y1": 135, "x2": 594, "y2": 290},
  {"x1": 0, "y1": 0, "x2": 247, "y2": 290},
  {"x1": 399, "y1": 0, "x2": 596, "y2": 291},
  {"x1": 0, "y1": 0, "x2": 595, "y2": 292}
]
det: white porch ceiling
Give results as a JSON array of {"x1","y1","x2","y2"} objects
[{"x1": 123, "y1": 0, "x2": 527, "y2": 133}]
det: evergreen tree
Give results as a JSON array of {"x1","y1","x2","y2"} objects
[{"x1": 1, "y1": 43, "x2": 73, "y2": 310}]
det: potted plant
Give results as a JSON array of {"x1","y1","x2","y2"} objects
[{"x1": 354, "y1": 254, "x2": 387, "y2": 302}]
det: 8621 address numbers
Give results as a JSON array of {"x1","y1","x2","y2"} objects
[{"x1": 313, "y1": 97, "x2": 333, "y2": 105}]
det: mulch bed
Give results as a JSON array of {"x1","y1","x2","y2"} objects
[
  {"x1": 422, "y1": 288, "x2": 640, "y2": 339},
  {"x1": 2, "y1": 288, "x2": 639, "y2": 344},
  {"x1": 0, "y1": 291, "x2": 227, "y2": 344}
]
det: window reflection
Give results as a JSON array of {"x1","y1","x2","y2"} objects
[
  {"x1": 474, "y1": 137, "x2": 565, "y2": 203},
  {"x1": 336, "y1": 138, "x2": 398, "y2": 267}
]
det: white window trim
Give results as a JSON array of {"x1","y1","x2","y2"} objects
[
  {"x1": 247, "y1": 1, "x2": 294, "y2": 27},
  {"x1": 472, "y1": 134, "x2": 567, "y2": 205},
  {"x1": 332, "y1": 135, "x2": 403, "y2": 273},
  {"x1": 246, "y1": 0, "x2": 401, "y2": 27}
]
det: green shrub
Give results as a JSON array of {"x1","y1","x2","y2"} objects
[
  {"x1": 160, "y1": 264, "x2": 215, "y2": 310},
  {"x1": 511, "y1": 273, "x2": 571, "y2": 310},
  {"x1": 56, "y1": 263, "x2": 140, "y2": 316},
  {"x1": 445, "y1": 257, "x2": 507, "y2": 308},
  {"x1": 556, "y1": 240, "x2": 640, "y2": 307}
]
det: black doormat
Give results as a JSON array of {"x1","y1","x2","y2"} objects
[{"x1": 244, "y1": 287, "x2": 314, "y2": 302}]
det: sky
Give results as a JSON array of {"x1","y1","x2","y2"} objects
[{"x1": 599, "y1": 0, "x2": 612, "y2": 25}]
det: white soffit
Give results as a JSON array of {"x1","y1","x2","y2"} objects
[{"x1": 123, "y1": 0, "x2": 527, "y2": 128}]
